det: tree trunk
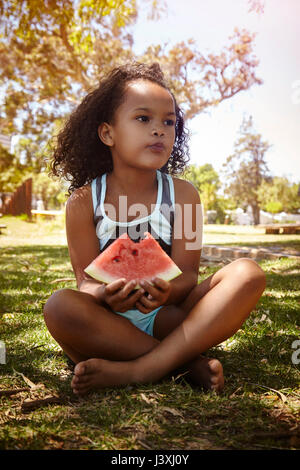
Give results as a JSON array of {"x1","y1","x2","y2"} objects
[{"x1": 251, "y1": 204, "x2": 260, "y2": 225}]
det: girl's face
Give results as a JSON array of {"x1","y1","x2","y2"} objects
[{"x1": 98, "y1": 79, "x2": 176, "y2": 171}]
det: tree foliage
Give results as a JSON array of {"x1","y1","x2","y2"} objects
[
  {"x1": 182, "y1": 163, "x2": 231, "y2": 223},
  {"x1": 32, "y1": 172, "x2": 67, "y2": 209},
  {"x1": 222, "y1": 115, "x2": 271, "y2": 224},
  {"x1": 0, "y1": 0, "x2": 263, "y2": 188},
  {"x1": 0, "y1": 143, "x2": 30, "y2": 192},
  {"x1": 182, "y1": 163, "x2": 220, "y2": 209},
  {"x1": 258, "y1": 177, "x2": 300, "y2": 214},
  {"x1": 138, "y1": 28, "x2": 262, "y2": 120},
  {"x1": 0, "y1": 0, "x2": 140, "y2": 175}
]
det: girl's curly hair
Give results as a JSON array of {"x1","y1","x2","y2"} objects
[{"x1": 50, "y1": 62, "x2": 190, "y2": 194}]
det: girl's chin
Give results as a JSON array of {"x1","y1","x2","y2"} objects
[{"x1": 115, "y1": 152, "x2": 170, "y2": 169}]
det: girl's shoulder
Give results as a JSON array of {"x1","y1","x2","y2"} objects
[
  {"x1": 66, "y1": 183, "x2": 93, "y2": 218},
  {"x1": 171, "y1": 175, "x2": 201, "y2": 205}
]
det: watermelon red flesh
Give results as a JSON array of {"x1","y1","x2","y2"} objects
[{"x1": 84, "y1": 232, "x2": 182, "y2": 288}]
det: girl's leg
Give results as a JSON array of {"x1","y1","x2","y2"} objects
[
  {"x1": 71, "y1": 258, "x2": 266, "y2": 392},
  {"x1": 43, "y1": 289, "x2": 159, "y2": 364},
  {"x1": 137, "y1": 258, "x2": 266, "y2": 381}
]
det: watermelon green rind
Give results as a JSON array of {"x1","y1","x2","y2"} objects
[
  {"x1": 84, "y1": 232, "x2": 182, "y2": 287},
  {"x1": 84, "y1": 263, "x2": 120, "y2": 285},
  {"x1": 85, "y1": 261, "x2": 181, "y2": 289}
]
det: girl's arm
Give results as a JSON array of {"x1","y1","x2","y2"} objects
[
  {"x1": 65, "y1": 185, "x2": 106, "y2": 303},
  {"x1": 65, "y1": 185, "x2": 145, "y2": 310},
  {"x1": 164, "y1": 177, "x2": 202, "y2": 305},
  {"x1": 136, "y1": 178, "x2": 202, "y2": 312}
]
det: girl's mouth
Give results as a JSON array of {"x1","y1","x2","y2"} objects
[{"x1": 148, "y1": 143, "x2": 165, "y2": 152}]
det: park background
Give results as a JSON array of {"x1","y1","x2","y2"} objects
[
  {"x1": 1, "y1": 0, "x2": 300, "y2": 224},
  {"x1": 0, "y1": 0, "x2": 299, "y2": 451}
]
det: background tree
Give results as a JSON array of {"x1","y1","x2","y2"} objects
[
  {"x1": 0, "y1": 0, "x2": 263, "y2": 189},
  {"x1": 0, "y1": 144, "x2": 30, "y2": 192},
  {"x1": 258, "y1": 177, "x2": 300, "y2": 214},
  {"x1": 182, "y1": 163, "x2": 220, "y2": 209},
  {"x1": 32, "y1": 173, "x2": 67, "y2": 210},
  {"x1": 222, "y1": 115, "x2": 271, "y2": 225},
  {"x1": 139, "y1": 27, "x2": 262, "y2": 120},
  {"x1": 182, "y1": 163, "x2": 232, "y2": 223}
]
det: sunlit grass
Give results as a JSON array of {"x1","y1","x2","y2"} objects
[
  {"x1": 0, "y1": 217, "x2": 299, "y2": 450},
  {"x1": 203, "y1": 224, "x2": 300, "y2": 251}
]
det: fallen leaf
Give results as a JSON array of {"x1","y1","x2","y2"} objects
[
  {"x1": 13, "y1": 368, "x2": 45, "y2": 390},
  {"x1": 140, "y1": 393, "x2": 156, "y2": 404},
  {"x1": 251, "y1": 383, "x2": 288, "y2": 403},
  {"x1": 160, "y1": 406, "x2": 183, "y2": 417}
]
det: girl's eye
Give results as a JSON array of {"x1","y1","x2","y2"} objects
[
  {"x1": 136, "y1": 116, "x2": 175, "y2": 126},
  {"x1": 165, "y1": 119, "x2": 175, "y2": 126},
  {"x1": 136, "y1": 115, "x2": 149, "y2": 123}
]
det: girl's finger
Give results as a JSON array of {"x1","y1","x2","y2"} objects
[
  {"x1": 105, "y1": 278, "x2": 126, "y2": 295},
  {"x1": 139, "y1": 280, "x2": 159, "y2": 298},
  {"x1": 138, "y1": 293, "x2": 156, "y2": 309},
  {"x1": 135, "y1": 301, "x2": 152, "y2": 314},
  {"x1": 152, "y1": 277, "x2": 169, "y2": 291},
  {"x1": 119, "y1": 288, "x2": 145, "y2": 311},
  {"x1": 119, "y1": 280, "x2": 137, "y2": 299}
]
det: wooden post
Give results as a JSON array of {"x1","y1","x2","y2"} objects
[
  {"x1": 2, "y1": 178, "x2": 32, "y2": 218},
  {"x1": 25, "y1": 178, "x2": 32, "y2": 220}
]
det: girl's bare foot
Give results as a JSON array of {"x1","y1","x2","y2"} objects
[
  {"x1": 71, "y1": 358, "x2": 136, "y2": 395},
  {"x1": 183, "y1": 356, "x2": 224, "y2": 393},
  {"x1": 71, "y1": 355, "x2": 224, "y2": 395}
]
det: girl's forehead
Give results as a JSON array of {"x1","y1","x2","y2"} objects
[{"x1": 123, "y1": 80, "x2": 175, "y2": 110}]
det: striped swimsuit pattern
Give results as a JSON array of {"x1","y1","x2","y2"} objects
[{"x1": 90, "y1": 170, "x2": 175, "y2": 336}]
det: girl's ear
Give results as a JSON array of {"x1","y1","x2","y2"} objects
[{"x1": 98, "y1": 123, "x2": 114, "y2": 147}]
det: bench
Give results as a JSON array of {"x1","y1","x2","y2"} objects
[
  {"x1": 31, "y1": 210, "x2": 63, "y2": 220},
  {"x1": 0, "y1": 224, "x2": 7, "y2": 234},
  {"x1": 262, "y1": 224, "x2": 300, "y2": 235}
]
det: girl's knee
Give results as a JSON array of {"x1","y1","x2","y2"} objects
[
  {"x1": 43, "y1": 288, "x2": 74, "y2": 321},
  {"x1": 230, "y1": 258, "x2": 266, "y2": 292}
]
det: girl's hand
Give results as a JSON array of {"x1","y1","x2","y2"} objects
[
  {"x1": 101, "y1": 278, "x2": 145, "y2": 313},
  {"x1": 135, "y1": 278, "x2": 171, "y2": 314}
]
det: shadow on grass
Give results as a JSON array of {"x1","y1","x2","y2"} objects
[
  {"x1": 1, "y1": 245, "x2": 299, "y2": 449},
  {"x1": 1, "y1": 244, "x2": 70, "y2": 265},
  {"x1": 1, "y1": 244, "x2": 75, "y2": 313},
  {"x1": 2, "y1": 345, "x2": 299, "y2": 450}
]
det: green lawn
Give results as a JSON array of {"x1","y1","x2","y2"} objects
[
  {"x1": 203, "y1": 224, "x2": 300, "y2": 255},
  {"x1": 0, "y1": 216, "x2": 299, "y2": 450}
]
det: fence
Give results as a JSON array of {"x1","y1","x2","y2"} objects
[{"x1": 0, "y1": 178, "x2": 32, "y2": 219}]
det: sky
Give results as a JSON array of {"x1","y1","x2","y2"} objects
[{"x1": 132, "y1": 0, "x2": 300, "y2": 183}]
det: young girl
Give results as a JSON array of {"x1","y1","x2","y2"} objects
[{"x1": 44, "y1": 62, "x2": 266, "y2": 395}]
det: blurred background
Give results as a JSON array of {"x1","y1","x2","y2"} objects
[{"x1": 0, "y1": 0, "x2": 299, "y2": 225}]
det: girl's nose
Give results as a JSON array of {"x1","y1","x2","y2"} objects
[{"x1": 152, "y1": 129, "x2": 164, "y2": 137}]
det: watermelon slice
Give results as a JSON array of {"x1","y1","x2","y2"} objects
[{"x1": 84, "y1": 232, "x2": 182, "y2": 288}]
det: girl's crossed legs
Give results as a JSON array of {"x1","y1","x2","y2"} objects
[{"x1": 43, "y1": 258, "x2": 266, "y2": 394}]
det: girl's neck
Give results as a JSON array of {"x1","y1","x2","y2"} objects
[{"x1": 107, "y1": 168, "x2": 158, "y2": 195}]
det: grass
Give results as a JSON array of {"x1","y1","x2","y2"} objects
[
  {"x1": 203, "y1": 224, "x2": 300, "y2": 255},
  {"x1": 0, "y1": 216, "x2": 300, "y2": 450}
]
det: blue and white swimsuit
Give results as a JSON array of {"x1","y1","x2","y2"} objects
[{"x1": 91, "y1": 170, "x2": 175, "y2": 336}]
